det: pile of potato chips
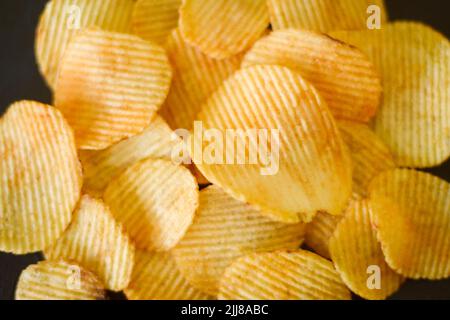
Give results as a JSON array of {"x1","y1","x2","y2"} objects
[{"x1": 1, "y1": 0, "x2": 449, "y2": 300}]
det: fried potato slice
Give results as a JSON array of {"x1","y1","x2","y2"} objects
[
  {"x1": 103, "y1": 158, "x2": 198, "y2": 251},
  {"x1": 173, "y1": 185, "x2": 306, "y2": 295},
  {"x1": 0, "y1": 101, "x2": 82, "y2": 254},
  {"x1": 193, "y1": 65, "x2": 352, "y2": 223},
  {"x1": 218, "y1": 250, "x2": 351, "y2": 300},
  {"x1": 331, "y1": 22, "x2": 450, "y2": 167},
  {"x1": 36, "y1": 0, "x2": 135, "y2": 88},
  {"x1": 304, "y1": 212, "x2": 342, "y2": 259},
  {"x1": 329, "y1": 200, "x2": 404, "y2": 300},
  {"x1": 242, "y1": 29, "x2": 382, "y2": 122},
  {"x1": 179, "y1": 0, "x2": 269, "y2": 59},
  {"x1": 15, "y1": 260, "x2": 105, "y2": 300},
  {"x1": 369, "y1": 169, "x2": 450, "y2": 279},
  {"x1": 54, "y1": 28, "x2": 172, "y2": 150},
  {"x1": 45, "y1": 195, "x2": 135, "y2": 291},
  {"x1": 125, "y1": 250, "x2": 212, "y2": 300}
]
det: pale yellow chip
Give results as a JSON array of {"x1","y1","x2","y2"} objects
[
  {"x1": 36, "y1": 0, "x2": 135, "y2": 89},
  {"x1": 329, "y1": 199, "x2": 404, "y2": 300},
  {"x1": 54, "y1": 28, "x2": 172, "y2": 150},
  {"x1": 173, "y1": 185, "x2": 306, "y2": 295},
  {"x1": 304, "y1": 212, "x2": 342, "y2": 259},
  {"x1": 160, "y1": 28, "x2": 242, "y2": 131},
  {"x1": 132, "y1": 0, "x2": 181, "y2": 44},
  {"x1": 242, "y1": 29, "x2": 382, "y2": 122},
  {"x1": 331, "y1": 22, "x2": 450, "y2": 167},
  {"x1": 179, "y1": 0, "x2": 269, "y2": 59},
  {"x1": 15, "y1": 260, "x2": 105, "y2": 300},
  {"x1": 0, "y1": 101, "x2": 82, "y2": 254},
  {"x1": 369, "y1": 169, "x2": 450, "y2": 279},
  {"x1": 45, "y1": 195, "x2": 135, "y2": 291},
  {"x1": 218, "y1": 250, "x2": 351, "y2": 300},
  {"x1": 103, "y1": 158, "x2": 198, "y2": 251},
  {"x1": 267, "y1": 0, "x2": 388, "y2": 32},
  {"x1": 125, "y1": 250, "x2": 212, "y2": 300},
  {"x1": 193, "y1": 65, "x2": 352, "y2": 223}
]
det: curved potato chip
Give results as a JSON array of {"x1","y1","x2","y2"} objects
[
  {"x1": 304, "y1": 212, "x2": 341, "y2": 259},
  {"x1": 242, "y1": 29, "x2": 382, "y2": 122},
  {"x1": 45, "y1": 195, "x2": 135, "y2": 291},
  {"x1": 125, "y1": 250, "x2": 211, "y2": 300},
  {"x1": 193, "y1": 65, "x2": 352, "y2": 223},
  {"x1": 369, "y1": 169, "x2": 450, "y2": 279},
  {"x1": 0, "y1": 101, "x2": 82, "y2": 254},
  {"x1": 179, "y1": 0, "x2": 269, "y2": 59},
  {"x1": 331, "y1": 22, "x2": 450, "y2": 167},
  {"x1": 329, "y1": 200, "x2": 404, "y2": 300},
  {"x1": 218, "y1": 250, "x2": 351, "y2": 300},
  {"x1": 267, "y1": 0, "x2": 387, "y2": 32},
  {"x1": 173, "y1": 185, "x2": 306, "y2": 295},
  {"x1": 36, "y1": 0, "x2": 135, "y2": 88},
  {"x1": 104, "y1": 158, "x2": 198, "y2": 251},
  {"x1": 16, "y1": 260, "x2": 105, "y2": 300},
  {"x1": 54, "y1": 28, "x2": 172, "y2": 150}
]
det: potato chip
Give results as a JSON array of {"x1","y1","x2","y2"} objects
[
  {"x1": 218, "y1": 250, "x2": 351, "y2": 300},
  {"x1": 132, "y1": 0, "x2": 181, "y2": 44},
  {"x1": 179, "y1": 0, "x2": 269, "y2": 59},
  {"x1": 193, "y1": 65, "x2": 352, "y2": 223},
  {"x1": 329, "y1": 199, "x2": 404, "y2": 300},
  {"x1": 45, "y1": 195, "x2": 135, "y2": 291},
  {"x1": 304, "y1": 212, "x2": 341, "y2": 259},
  {"x1": 103, "y1": 158, "x2": 198, "y2": 251},
  {"x1": 369, "y1": 169, "x2": 450, "y2": 279},
  {"x1": 173, "y1": 185, "x2": 306, "y2": 295},
  {"x1": 54, "y1": 28, "x2": 172, "y2": 150},
  {"x1": 125, "y1": 250, "x2": 211, "y2": 300},
  {"x1": 36, "y1": 0, "x2": 135, "y2": 88},
  {"x1": 15, "y1": 260, "x2": 105, "y2": 300},
  {"x1": 267, "y1": 0, "x2": 388, "y2": 32},
  {"x1": 0, "y1": 101, "x2": 82, "y2": 254},
  {"x1": 242, "y1": 29, "x2": 382, "y2": 122},
  {"x1": 331, "y1": 22, "x2": 450, "y2": 167},
  {"x1": 160, "y1": 29, "x2": 242, "y2": 131}
]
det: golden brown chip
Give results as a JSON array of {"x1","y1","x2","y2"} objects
[
  {"x1": 304, "y1": 212, "x2": 342, "y2": 259},
  {"x1": 179, "y1": 0, "x2": 269, "y2": 59},
  {"x1": 369, "y1": 169, "x2": 450, "y2": 279},
  {"x1": 193, "y1": 65, "x2": 352, "y2": 223},
  {"x1": 15, "y1": 260, "x2": 105, "y2": 300},
  {"x1": 242, "y1": 29, "x2": 382, "y2": 122},
  {"x1": 329, "y1": 200, "x2": 404, "y2": 300},
  {"x1": 103, "y1": 158, "x2": 198, "y2": 251},
  {"x1": 0, "y1": 100, "x2": 82, "y2": 254},
  {"x1": 36, "y1": 0, "x2": 135, "y2": 88},
  {"x1": 173, "y1": 185, "x2": 306, "y2": 295},
  {"x1": 54, "y1": 28, "x2": 172, "y2": 150},
  {"x1": 45, "y1": 195, "x2": 135, "y2": 291},
  {"x1": 125, "y1": 250, "x2": 212, "y2": 300},
  {"x1": 331, "y1": 22, "x2": 450, "y2": 167},
  {"x1": 218, "y1": 250, "x2": 351, "y2": 300}
]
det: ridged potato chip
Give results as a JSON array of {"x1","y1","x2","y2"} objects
[
  {"x1": 242, "y1": 29, "x2": 382, "y2": 122},
  {"x1": 331, "y1": 22, "x2": 450, "y2": 167},
  {"x1": 193, "y1": 65, "x2": 352, "y2": 223},
  {"x1": 36, "y1": 0, "x2": 135, "y2": 88},
  {"x1": 329, "y1": 200, "x2": 404, "y2": 300},
  {"x1": 218, "y1": 250, "x2": 351, "y2": 300},
  {"x1": 369, "y1": 169, "x2": 450, "y2": 279},
  {"x1": 103, "y1": 158, "x2": 198, "y2": 251},
  {"x1": 304, "y1": 212, "x2": 341, "y2": 259},
  {"x1": 0, "y1": 101, "x2": 82, "y2": 254},
  {"x1": 45, "y1": 195, "x2": 135, "y2": 291},
  {"x1": 16, "y1": 260, "x2": 105, "y2": 300},
  {"x1": 54, "y1": 28, "x2": 172, "y2": 150},
  {"x1": 179, "y1": 0, "x2": 269, "y2": 59},
  {"x1": 125, "y1": 250, "x2": 212, "y2": 300},
  {"x1": 173, "y1": 185, "x2": 306, "y2": 295},
  {"x1": 267, "y1": 0, "x2": 387, "y2": 32}
]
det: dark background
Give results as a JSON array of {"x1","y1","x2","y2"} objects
[{"x1": 0, "y1": 0, "x2": 449, "y2": 300}]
